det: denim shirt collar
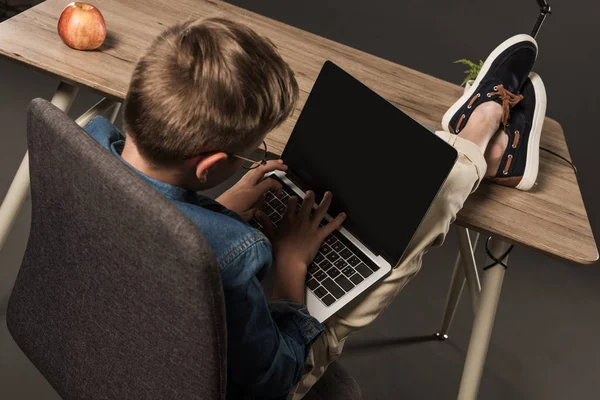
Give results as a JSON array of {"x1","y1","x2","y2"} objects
[{"x1": 108, "y1": 139, "x2": 201, "y2": 205}]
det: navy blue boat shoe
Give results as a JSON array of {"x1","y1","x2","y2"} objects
[
  {"x1": 487, "y1": 72, "x2": 547, "y2": 191},
  {"x1": 442, "y1": 34, "x2": 538, "y2": 134}
]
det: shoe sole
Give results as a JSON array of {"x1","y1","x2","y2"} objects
[
  {"x1": 515, "y1": 72, "x2": 546, "y2": 191},
  {"x1": 441, "y1": 34, "x2": 538, "y2": 133}
]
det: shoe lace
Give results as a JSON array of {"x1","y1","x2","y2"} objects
[{"x1": 488, "y1": 84, "x2": 524, "y2": 129}]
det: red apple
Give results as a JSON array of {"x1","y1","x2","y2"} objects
[{"x1": 58, "y1": 2, "x2": 106, "y2": 50}]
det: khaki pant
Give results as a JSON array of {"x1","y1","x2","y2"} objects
[{"x1": 288, "y1": 131, "x2": 487, "y2": 399}]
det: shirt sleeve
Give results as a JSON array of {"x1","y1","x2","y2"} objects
[{"x1": 220, "y1": 236, "x2": 324, "y2": 398}]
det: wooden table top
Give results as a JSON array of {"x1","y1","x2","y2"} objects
[{"x1": 0, "y1": 0, "x2": 597, "y2": 265}]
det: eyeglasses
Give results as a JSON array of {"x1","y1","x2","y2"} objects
[{"x1": 228, "y1": 140, "x2": 268, "y2": 170}]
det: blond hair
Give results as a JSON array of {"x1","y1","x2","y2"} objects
[{"x1": 123, "y1": 18, "x2": 299, "y2": 164}]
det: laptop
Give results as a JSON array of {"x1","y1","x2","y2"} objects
[{"x1": 252, "y1": 61, "x2": 458, "y2": 322}]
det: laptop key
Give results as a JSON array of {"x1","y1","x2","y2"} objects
[
  {"x1": 272, "y1": 214, "x2": 282, "y2": 225},
  {"x1": 342, "y1": 266, "x2": 355, "y2": 277},
  {"x1": 319, "y1": 244, "x2": 332, "y2": 255},
  {"x1": 325, "y1": 235, "x2": 337, "y2": 245},
  {"x1": 349, "y1": 273, "x2": 364, "y2": 285},
  {"x1": 334, "y1": 259, "x2": 348, "y2": 269},
  {"x1": 347, "y1": 255, "x2": 361, "y2": 267},
  {"x1": 332, "y1": 241, "x2": 345, "y2": 252},
  {"x1": 274, "y1": 203, "x2": 286, "y2": 215},
  {"x1": 313, "y1": 286, "x2": 328, "y2": 298},
  {"x1": 271, "y1": 194, "x2": 283, "y2": 204},
  {"x1": 314, "y1": 253, "x2": 325, "y2": 264},
  {"x1": 326, "y1": 268, "x2": 341, "y2": 279},
  {"x1": 326, "y1": 252, "x2": 340, "y2": 262},
  {"x1": 308, "y1": 263, "x2": 319, "y2": 274},
  {"x1": 335, "y1": 275, "x2": 354, "y2": 292},
  {"x1": 306, "y1": 279, "x2": 319, "y2": 290},
  {"x1": 356, "y1": 263, "x2": 373, "y2": 278},
  {"x1": 319, "y1": 259, "x2": 333, "y2": 271},
  {"x1": 321, "y1": 294, "x2": 336, "y2": 306},
  {"x1": 322, "y1": 278, "x2": 345, "y2": 299},
  {"x1": 339, "y1": 249, "x2": 353, "y2": 259},
  {"x1": 314, "y1": 270, "x2": 327, "y2": 281}
]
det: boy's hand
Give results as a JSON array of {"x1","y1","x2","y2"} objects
[
  {"x1": 216, "y1": 160, "x2": 287, "y2": 221},
  {"x1": 256, "y1": 191, "x2": 346, "y2": 303}
]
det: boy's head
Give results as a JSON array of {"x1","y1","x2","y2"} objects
[{"x1": 122, "y1": 17, "x2": 298, "y2": 189}]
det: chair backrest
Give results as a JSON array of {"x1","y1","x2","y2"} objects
[{"x1": 6, "y1": 99, "x2": 227, "y2": 399}]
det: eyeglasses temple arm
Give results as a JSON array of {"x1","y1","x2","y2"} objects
[{"x1": 230, "y1": 154, "x2": 258, "y2": 164}]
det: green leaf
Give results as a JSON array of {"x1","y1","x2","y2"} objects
[
  {"x1": 454, "y1": 59, "x2": 477, "y2": 69},
  {"x1": 453, "y1": 58, "x2": 484, "y2": 86}
]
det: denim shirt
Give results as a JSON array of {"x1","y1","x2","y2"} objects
[{"x1": 84, "y1": 117, "x2": 324, "y2": 399}]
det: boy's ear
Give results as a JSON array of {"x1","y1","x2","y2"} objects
[{"x1": 193, "y1": 152, "x2": 229, "y2": 182}]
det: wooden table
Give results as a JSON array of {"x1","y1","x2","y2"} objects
[{"x1": 0, "y1": 0, "x2": 597, "y2": 398}]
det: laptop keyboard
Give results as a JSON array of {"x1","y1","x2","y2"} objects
[{"x1": 250, "y1": 178, "x2": 380, "y2": 307}]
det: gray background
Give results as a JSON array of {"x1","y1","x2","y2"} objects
[{"x1": 1, "y1": 0, "x2": 599, "y2": 399}]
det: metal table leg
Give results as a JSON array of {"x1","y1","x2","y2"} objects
[
  {"x1": 74, "y1": 97, "x2": 121, "y2": 127},
  {"x1": 457, "y1": 236, "x2": 511, "y2": 400},
  {"x1": 457, "y1": 227, "x2": 482, "y2": 313},
  {"x1": 437, "y1": 226, "x2": 480, "y2": 339}
]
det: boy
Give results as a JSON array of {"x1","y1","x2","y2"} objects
[{"x1": 85, "y1": 17, "x2": 543, "y2": 399}]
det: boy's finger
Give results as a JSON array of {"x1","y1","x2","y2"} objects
[
  {"x1": 300, "y1": 191, "x2": 314, "y2": 220},
  {"x1": 244, "y1": 207, "x2": 259, "y2": 221},
  {"x1": 256, "y1": 177, "x2": 282, "y2": 196},
  {"x1": 319, "y1": 212, "x2": 346, "y2": 239},
  {"x1": 256, "y1": 197, "x2": 266, "y2": 208},
  {"x1": 313, "y1": 191, "x2": 332, "y2": 226},
  {"x1": 252, "y1": 160, "x2": 288, "y2": 182},
  {"x1": 285, "y1": 196, "x2": 298, "y2": 219},
  {"x1": 255, "y1": 210, "x2": 275, "y2": 238}
]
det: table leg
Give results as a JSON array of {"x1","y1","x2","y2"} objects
[
  {"x1": 437, "y1": 227, "x2": 480, "y2": 339},
  {"x1": 50, "y1": 81, "x2": 79, "y2": 111},
  {"x1": 0, "y1": 82, "x2": 79, "y2": 251},
  {"x1": 108, "y1": 103, "x2": 121, "y2": 124},
  {"x1": 0, "y1": 154, "x2": 30, "y2": 250},
  {"x1": 74, "y1": 98, "x2": 121, "y2": 127},
  {"x1": 436, "y1": 253, "x2": 465, "y2": 340},
  {"x1": 457, "y1": 236, "x2": 510, "y2": 400},
  {"x1": 456, "y1": 227, "x2": 482, "y2": 313}
]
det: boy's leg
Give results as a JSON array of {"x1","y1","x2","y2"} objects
[{"x1": 289, "y1": 103, "x2": 503, "y2": 399}]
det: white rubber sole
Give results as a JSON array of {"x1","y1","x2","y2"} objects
[
  {"x1": 441, "y1": 34, "x2": 538, "y2": 133},
  {"x1": 515, "y1": 72, "x2": 547, "y2": 191}
]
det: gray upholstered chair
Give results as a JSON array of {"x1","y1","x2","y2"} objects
[{"x1": 6, "y1": 98, "x2": 361, "y2": 399}]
